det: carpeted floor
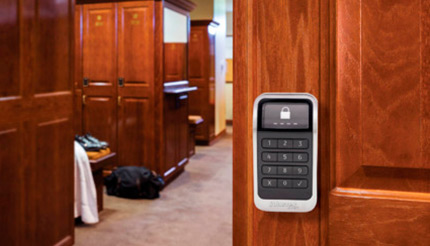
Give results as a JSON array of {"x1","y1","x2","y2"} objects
[{"x1": 75, "y1": 127, "x2": 232, "y2": 246}]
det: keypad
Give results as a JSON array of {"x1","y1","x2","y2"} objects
[
  {"x1": 263, "y1": 138, "x2": 308, "y2": 149},
  {"x1": 260, "y1": 138, "x2": 310, "y2": 190},
  {"x1": 277, "y1": 139, "x2": 293, "y2": 149}
]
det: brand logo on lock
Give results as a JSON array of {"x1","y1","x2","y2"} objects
[{"x1": 280, "y1": 107, "x2": 291, "y2": 119}]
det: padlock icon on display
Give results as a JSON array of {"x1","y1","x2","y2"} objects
[{"x1": 280, "y1": 107, "x2": 291, "y2": 119}]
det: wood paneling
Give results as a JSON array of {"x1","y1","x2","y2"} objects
[
  {"x1": 34, "y1": 0, "x2": 71, "y2": 94},
  {"x1": 188, "y1": 21, "x2": 217, "y2": 145},
  {"x1": 82, "y1": 3, "x2": 117, "y2": 152},
  {"x1": 361, "y1": 0, "x2": 421, "y2": 168},
  {"x1": 163, "y1": 94, "x2": 189, "y2": 180},
  {"x1": 83, "y1": 3, "x2": 116, "y2": 84},
  {"x1": 35, "y1": 119, "x2": 74, "y2": 245},
  {"x1": 235, "y1": 0, "x2": 430, "y2": 243},
  {"x1": 79, "y1": 1, "x2": 155, "y2": 169},
  {"x1": 0, "y1": 125, "x2": 23, "y2": 244},
  {"x1": 233, "y1": 0, "x2": 332, "y2": 244},
  {"x1": 118, "y1": 98, "x2": 152, "y2": 169},
  {"x1": 0, "y1": 0, "x2": 74, "y2": 245},
  {"x1": 0, "y1": 0, "x2": 19, "y2": 97},
  {"x1": 329, "y1": 190, "x2": 430, "y2": 245},
  {"x1": 331, "y1": 0, "x2": 430, "y2": 243},
  {"x1": 164, "y1": 43, "x2": 188, "y2": 82},
  {"x1": 117, "y1": 1, "x2": 155, "y2": 168},
  {"x1": 75, "y1": 6, "x2": 83, "y2": 134},
  {"x1": 83, "y1": 96, "x2": 117, "y2": 151},
  {"x1": 118, "y1": 1, "x2": 154, "y2": 86}
]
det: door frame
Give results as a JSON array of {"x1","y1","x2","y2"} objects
[{"x1": 232, "y1": 0, "x2": 336, "y2": 245}]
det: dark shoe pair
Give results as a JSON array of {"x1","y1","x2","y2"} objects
[
  {"x1": 75, "y1": 135, "x2": 102, "y2": 151},
  {"x1": 85, "y1": 133, "x2": 109, "y2": 149}
]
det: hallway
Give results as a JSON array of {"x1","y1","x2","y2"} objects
[{"x1": 75, "y1": 128, "x2": 232, "y2": 246}]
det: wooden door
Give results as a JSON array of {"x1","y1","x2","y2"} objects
[
  {"x1": 188, "y1": 26, "x2": 208, "y2": 139},
  {"x1": 82, "y1": 3, "x2": 117, "y2": 152},
  {"x1": 164, "y1": 95, "x2": 179, "y2": 177},
  {"x1": 188, "y1": 22, "x2": 216, "y2": 143},
  {"x1": 330, "y1": 1, "x2": 430, "y2": 244},
  {"x1": 177, "y1": 94, "x2": 189, "y2": 166},
  {"x1": 233, "y1": 0, "x2": 430, "y2": 245},
  {"x1": 117, "y1": 1, "x2": 154, "y2": 169},
  {"x1": 0, "y1": 0, "x2": 74, "y2": 245},
  {"x1": 163, "y1": 94, "x2": 189, "y2": 179}
]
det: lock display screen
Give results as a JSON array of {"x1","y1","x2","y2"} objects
[{"x1": 261, "y1": 102, "x2": 310, "y2": 129}]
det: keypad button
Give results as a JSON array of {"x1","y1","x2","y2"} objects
[
  {"x1": 277, "y1": 153, "x2": 293, "y2": 162},
  {"x1": 278, "y1": 179, "x2": 293, "y2": 188},
  {"x1": 293, "y1": 179, "x2": 308, "y2": 188},
  {"x1": 278, "y1": 139, "x2": 293, "y2": 149},
  {"x1": 262, "y1": 152, "x2": 277, "y2": 162},
  {"x1": 293, "y1": 153, "x2": 308, "y2": 162},
  {"x1": 262, "y1": 139, "x2": 277, "y2": 148},
  {"x1": 277, "y1": 166, "x2": 292, "y2": 175},
  {"x1": 293, "y1": 139, "x2": 309, "y2": 149},
  {"x1": 293, "y1": 166, "x2": 308, "y2": 175},
  {"x1": 262, "y1": 166, "x2": 277, "y2": 175},
  {"x1": 262, "y1": 179, "x2": 277, "y2": 188}
]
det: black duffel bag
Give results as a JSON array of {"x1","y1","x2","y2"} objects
[{"x1": 104, "y1": 166, "x2": 165, "y2": 199}]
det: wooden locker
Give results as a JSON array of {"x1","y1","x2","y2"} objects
[
  {"x1": 82, "y1": 3, "x2": 118, "y2": 153},
  {"x1": 117, "y1": 1, "x2": 155, "y2": 169},
  {"x1": 188, "y1": 20, "x2": 217, "y2": 145},
  {"x1": 0, "y1": 0, "x2": 74, "y2": 244}
]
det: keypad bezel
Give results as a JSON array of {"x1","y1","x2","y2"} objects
[{"x1": 253, "y1": 94, "x2": 318, "y2": 213}]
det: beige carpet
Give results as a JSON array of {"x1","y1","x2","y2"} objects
[{"x1": 75, "y1": 127, "x2": 232, "y2": 246}]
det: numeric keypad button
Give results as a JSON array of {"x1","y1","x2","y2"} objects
[
  {"x1": 262, "y1": 179, "x2": 277, "y2": 188},
  {"x1": 277, "y1": 166, "x2": 292, "y2": 175},
  {"x1": 293, "y1": 139, "x2": 308, "y2": 149},
  {"x1": 277, "y1": 139, "x2": 293, "y2": 149},
  {"x1": 278, "y1": 179, "x2": 293, "y2": 188},
  {"x1": 293, "y1": 153, "x2": 308, "y2": 162},
  {"x1": 262, "y1": 166, "x2": 277, "y2": 175},
  {"x1": 262, "y1": 139, "x2": 277, "y2": 148},
  {"x1": 262, "y1": 152, "x2": 277, "y2": 162},
  {"x1": 277, "y1": 153, "x2": 292, "y2": 162},
  {"x1": 293, "y1": 179, "x2": 307, "y2": 188},
  {"x1": 293, "y1": 166, "x2": 308, "y2": 175}
]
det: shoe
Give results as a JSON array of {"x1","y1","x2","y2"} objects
[
  {"x1": 75, "y1": 135, "x2": 102, "y2": 151},
  {"x1": 84, "y1": 133, "x2": 109, "y2": 149}
]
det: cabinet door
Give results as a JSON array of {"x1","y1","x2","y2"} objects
[
  {"x1": 82, "y1": 3, "x2": 117, "y2": 151},
  {"x1": 234, "y1": 0, "x2": 430, "y2": 245},
  {"x1": 177, "y1": 94, "x2": 189, "y2": 166},
  {"x1": 117, "y1": 1, "x2": 155, "y2": 169},
  {"x1": 330, "y1": 1, "x2": 430, "y2": 244},
  {"x1": 164, "y1": 43, "x2": 188, "y2": 82},
  {"x1": 164, "y1": 95, "x2": 178, "y2": 177},
  {"x1": 0, "y1": 0, "x2": 74, "y2": 244}
]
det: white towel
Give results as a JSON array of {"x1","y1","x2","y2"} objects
[{"x1": 74, "y1": 141, "x2": 99, "y2": 224}]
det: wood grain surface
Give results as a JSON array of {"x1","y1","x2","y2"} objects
[
  {"x1": 188, "y1": 21, "x2": 216, "y2": 144},
  {"x1": 234, "y1": 0, "x2": 430, "y2": 245},
  {"x1": 0, "y1": 0, "x2": 75, "y2": 245},
  {"x1": 234, "y1": 0, "x2": 330, "y2": 245}
]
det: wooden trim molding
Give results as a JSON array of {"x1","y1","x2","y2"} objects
[
  {"x1": 165, "y1": 0, "x2": 196, "y2": 12},
  {"x1": 191, "y1": 20, "x2": 220, "y2": 27}
]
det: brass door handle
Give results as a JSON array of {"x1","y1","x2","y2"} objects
[
  {"x1": 118, "y1": 96, "x2": 121, "y2": 106},
  {"x1": 82, "y1": 95, "x2": 86, "y2": 105}
]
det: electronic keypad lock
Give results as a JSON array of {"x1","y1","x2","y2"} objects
[{"x1": 253, "y1": 93, "x2": 318, "y2": 212}]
